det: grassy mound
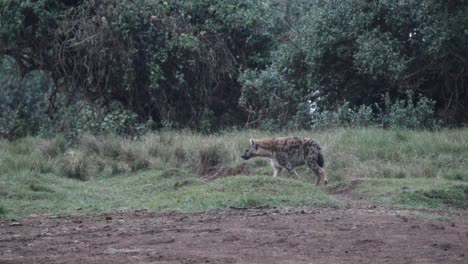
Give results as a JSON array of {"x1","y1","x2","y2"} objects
[{"x1": 0, "y1": 169, "x2": 335, "y2": 219}]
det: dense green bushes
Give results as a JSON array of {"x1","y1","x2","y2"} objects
[
  {"x1": 0, "y1": 0, "x2": 279, "y2": 133},
  {"x1": 0, "y1": 0, "x2": 465, "y2": 136},
  {"x1": 240, "y1": 0, "x2": 466, "y2": 129},
  {"x1": 310, "y1": 92, "x2": 439, "y2": 130},
  {"x1": 0, "y1": 58, "x2": 50, "y2": 137}
]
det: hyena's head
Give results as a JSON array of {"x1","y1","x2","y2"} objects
[{"x1": 241, "y1": 138, "x2": 258, "y2": 160}]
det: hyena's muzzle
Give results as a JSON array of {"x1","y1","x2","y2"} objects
[
  {"x1": 241, "y1": 139, "x2": 257, "y2": 160},
  {"x1": 241, "y1": 149, "x2": 253, "y2": 160}
]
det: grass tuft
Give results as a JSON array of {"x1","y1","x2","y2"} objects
[
  {"x1": 79, "y1": 134, "x2": 100, "y2": 155},
  {"x1": 55, "y1": 152, "x2": 94, "y2": 180},
  {"x1": 0, "y1": 204, "x2": 6, "y2": 215},
  {"x1": 237, "y1": 194, "x2": 270, "y2": 208},
  {"x1": 196, "y1": 142, "x2": 229, "y2": 174},
  {"x1": 116, "y1": 142, "x2": 150, "y2": 171},
  {"x1": 39, "y1": 136, "x2": 67, "y2": 158},
  {"x1": 159, "y1": 168, "x2": 190, "y2": 179},
  {"x1": 29, "y1": 182, "x2": 55, "y2": 193}
]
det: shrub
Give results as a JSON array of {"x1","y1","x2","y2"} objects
[
  {"x1": 40, "y1": 102, "x2": 146, "y2": 139},
  {"x1": 311, "y1": 101, "x2": 375, "y2": 129},
  {"x1": 0, "y1": 57, "x2": 50, "y2": 138},
  {"x1": 311, "y1": 92, "x2": 439, "y2": 130},
  {"x1": 379, "y1": 92, "x2": 439, "y2": 129},
  {"x1": 238, "y1": 66, "x2": 310, "y2": 130}
]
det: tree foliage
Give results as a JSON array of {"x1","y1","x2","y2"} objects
[
  {"x1": 1, "y1": 0, "x2": 279, "y2": 132},
  {"x1": 277, "y1": 0, "x2": 467, "y2": 125},
  {"x1": 0, "y1": 0, "x2": 466, "y2": 135}
]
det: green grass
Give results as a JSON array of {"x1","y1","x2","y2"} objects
[
  {"x1": 0, "y1": 204, "x2": 6, "y2": 215},
  {"x1": 323, "y1": 128, "x2": 468, "y2": 181},
  {"x1": 1, "y1": 128, "x2": 467, "y2": 218},
  {"x1": 346, "y1": 178, "x2": 468, "y2": 210},
  {"x1": 0, "y1": 169, "x2": 335, "y2": 219},
  {"x1": 149, "y1": 174, "x2": 335, "y2": 211}
]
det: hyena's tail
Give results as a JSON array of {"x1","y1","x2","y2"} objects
[{"x1": 317, "y1": 150, "x2": 325, "y2": 168}]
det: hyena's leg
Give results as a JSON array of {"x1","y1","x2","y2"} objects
[
  {"x1": 270, "y1": 159, "x2": 282, "y2": 177},
  {"x1": 278, "y1": 155, "x2": 297, "y2": 175},
  {"x1": 281, "y1": 161, "x2": 296, "y2": 178},
  {"x1": 307, "y1": 161, "x2": 327, "y2": 186},
  {"x1": 274, "y1": 153, "x2": 294, "y2": 177},
  {"x1": 292, "y1": 169, "x2": 301, "y2": 178},
  {"x1": 273, "y1": 166, "x2": 282, "y2": 177},
  {"x1": 319, "y1": 167, "x2": 328, "y2": 185}
]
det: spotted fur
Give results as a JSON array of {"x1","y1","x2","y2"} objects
[{"x1": 241, "y1": 137, "x2": 328, "y2": 185}]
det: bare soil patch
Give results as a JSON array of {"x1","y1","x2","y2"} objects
[{"x1": 1, "y1": 206, "x2": 467, "y2": 263}]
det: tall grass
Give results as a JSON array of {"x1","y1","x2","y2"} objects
[
  {"x1": 323, "y1": 128, "x2": 468, "y2": 181},
  {"x1": 1, "y1": 128, "x2": 467, "y2": 181}
]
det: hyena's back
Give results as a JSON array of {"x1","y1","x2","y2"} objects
[
  {"x1": 270, "y1": 137, "x2": 324, "y2": 167},
  {"x1": 241, "y1": 136, "x2": 328, "y2": 185}
]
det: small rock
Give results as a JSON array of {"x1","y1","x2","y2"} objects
[
  {"x1": 430, "y1": 223, "x2": 445, "y2": 230},
  {"x1": 49, "y1": 215, "x2": 62, "y2": 219},
  {"x1": 105, "y1": 216, "x2": 113, "y2": 221},
  {"x1": 396, "y1": 215, "x2": 408, "y2": 222},
  {"x1": 9, "y1": 222, "x2": 22, "y2": 227}
]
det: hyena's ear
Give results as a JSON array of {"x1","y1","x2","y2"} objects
[{"x1": 249, "y1": 138, "x2": 255, "y2": 145}]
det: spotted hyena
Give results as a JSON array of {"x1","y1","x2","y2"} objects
[{"x1": 241, "y1": 137, "x2": 328, "y2": 185}]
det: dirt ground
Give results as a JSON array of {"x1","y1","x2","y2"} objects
[{"x1": 1, "y1": 205, "x2": 468, "y2": 264}]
